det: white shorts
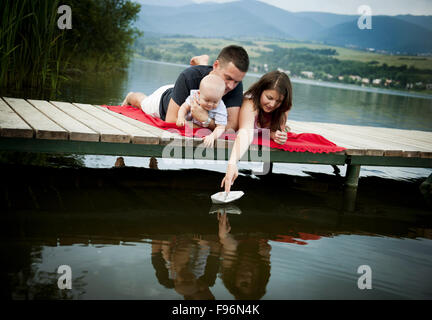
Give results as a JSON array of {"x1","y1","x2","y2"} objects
[{"x1": 141, "y1": 84, "x2": 174, "y2": 118}]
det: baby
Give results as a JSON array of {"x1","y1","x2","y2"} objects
[{"x1": 176, "y1": 74, "x2": 227, "y2": 148}]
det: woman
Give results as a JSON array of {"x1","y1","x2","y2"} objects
[{"x1": 221, "y1": 70, "x2": 293, "y2": 193}]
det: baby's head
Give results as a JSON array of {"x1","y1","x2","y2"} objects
[{"x1": 198, "y1": 74, "x2": 226, "y2": 111}]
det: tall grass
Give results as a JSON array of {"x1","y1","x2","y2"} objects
[
  {"x1": 0, "y1": 0, "x2": 69, "y2": 91},
  {"x1": 1, "y1": 0, "x2": 141, "y2": 95}
]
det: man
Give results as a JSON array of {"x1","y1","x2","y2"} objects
[{"x1": 122, "y1": 45, "x2": 249, "y2": 131}]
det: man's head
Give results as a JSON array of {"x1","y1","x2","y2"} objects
[
  {"x1": 212, "y1": 45, "x2": 249, "y2": 95},
  {"x1": 198, "y1": 74, "x2": 226, "y2": 111}
]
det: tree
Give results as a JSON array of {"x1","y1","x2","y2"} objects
[{"x1": 63, "y1": 0, "x2": 141, "y2": 70}]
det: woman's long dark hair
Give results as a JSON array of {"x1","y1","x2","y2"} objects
[{"x1": 244, "y1": 71, "x2": 292, "y2": 132}]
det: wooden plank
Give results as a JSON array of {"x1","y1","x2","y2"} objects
[
  {"x1": 3, "y1": 97, "x2": 68, "y2": 140},
  {"x1": 319, "y1": 122, "x2": 432, "y2": 149},
  {"x1": 287, "y1": 121, "x2": 361, "y2": 149},
  {"x1": 28, "y1": 99, "x2": 99, "y2": 142},
  {"x1": 365, "y1": 149, "x2": 385, "y2": 156},
  {"x1": 316, "y1": 122, "x2": 432, "y2": 152},
  {"x1": 96, "y1": 105, "x2": 177, "y2": 139},
  {"x1": 95, "y1": 105, "x2": 165, "y2": 144},
  {"x1": 365, "y1": 126, "x2": 432, "y2": 145},
  {"x1": 290, "y1": 120, "x2": 426, "y2": 153},
  {"x1": 50, "y1": 101, "x2": 130, "y2": 143},
  {"x1": 0, "y1": 98, "x2": 33, "y2": 138},
  {"x1": 288, "y1": 121, "x2": 371, "y2": 149},
  {"x1": 73, "y1": 103, "x2": 158, "y2": 145}
]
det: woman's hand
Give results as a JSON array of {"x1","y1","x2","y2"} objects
[
  {"x1": 221, "y1": 163, "x2": 238, "y2": 193},
  {"x1": 217, "y1": 211, "x2": 231, "y2": 239},
  {"x1": 271, "y1": 130, "x2": 288, "y2": 145}
]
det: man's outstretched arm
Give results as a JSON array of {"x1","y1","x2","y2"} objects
[{"x1": 164, "y1": 98, "x2": 181, "y2": 123}]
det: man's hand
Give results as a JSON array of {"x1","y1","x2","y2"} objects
[{"x1": 190, "y1": 95, "x2": 209, "y2": 123}]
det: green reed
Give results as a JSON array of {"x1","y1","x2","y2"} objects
[{"x1": 0, "y1": 0, "x2": 69, "y2": 91}]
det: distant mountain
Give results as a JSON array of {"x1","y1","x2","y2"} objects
[
  {"x1": 135, "y1": 0, "x2": 432, "y2": 54},
  {"x1": 314, "y1": 16, "x2": 432, "y2": 54},
  {"x1": 394, "y1": 15, "x2": 432, "y2": 31},
  {"x1": 295, "y1": 11, "x2": 357, "y2": 29},
  {"x1": 137, "y1": 2, "x2": 293, "y2": 38},
  {"x1": 135, "y1": 0, "x2": 194, "y2": 7}
]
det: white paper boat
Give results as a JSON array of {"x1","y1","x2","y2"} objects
[{"x1": 211, "y1": 191, "x2": 244, "y2": 204}]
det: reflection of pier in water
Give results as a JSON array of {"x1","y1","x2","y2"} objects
[
  {"x1": 2, "y1": 165, "x2": 431, "y2": 242},
  {"x1": 2, "y1": 164, "x2": 432, "y2": 299}
]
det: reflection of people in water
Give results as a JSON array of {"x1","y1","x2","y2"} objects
[
  {"x1": 151, "y1": 236, "x2": 220, "y2": 300},
  {"x1": 217, "y1": 211, "x2": 271, "y2": 300},
  {"x1": 151, "y1": 239, "x2": 174, "y2": 290},
  {"x1": 150, "y1": 206, "x2": 272, "y2": 300}
]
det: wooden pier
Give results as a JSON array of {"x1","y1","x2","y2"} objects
[{"x1": 1, "y1": 97, "x2": 431, "y2": 211}]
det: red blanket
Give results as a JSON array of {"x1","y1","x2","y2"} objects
[{"x1": 102, "y1": 105, "x2": 346, "y2": 153}]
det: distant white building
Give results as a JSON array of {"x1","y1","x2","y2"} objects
[
  {"x1": 372, "y1": 79, "x2": 382, "y2": 85},
  {"x1": 301, "y1": 71, "x2": 314, "y2": 79},
  {"x1": 362, "y1": 78, "x2": 370, "y2": 84},
  {"x1": 349, "y1": 75, "x2": 362, "y2": 82},
  {"x1": 338, "y1": 76, "x2": 344, "y2": 81}
]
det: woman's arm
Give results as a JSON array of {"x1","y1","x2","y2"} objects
[
  {"x1": 281, "y1": 110, "x2": 290, "y2": 132},
  {"x1": 271, "y1": 110, "x2": 290, "y2": 144},
  {"x1": 228, "y1": 99, "x2": 256, "y2": 164},
  {"x1": 221, "y1": 99, "x2": 256, "y2": 193}
]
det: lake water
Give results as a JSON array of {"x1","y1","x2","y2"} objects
[{"x1": 1, "y1": 58, "x2": 432, "y2": 300}]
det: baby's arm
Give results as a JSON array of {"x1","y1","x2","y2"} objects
[
  {"x1": 176, "y1": 101, "x2": 191, "y2": 127},
  {"x1": 203, "y1": 124, "x2": 226, "y2": 148}
]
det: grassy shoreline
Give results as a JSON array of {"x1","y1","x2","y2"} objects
[{"x1": 157, "y1": 37, "x2": 432, "y2": 70}]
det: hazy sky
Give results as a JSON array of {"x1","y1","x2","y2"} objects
[{"x1": 193, "y1": 0, "x2": 432, "y2": 15}]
